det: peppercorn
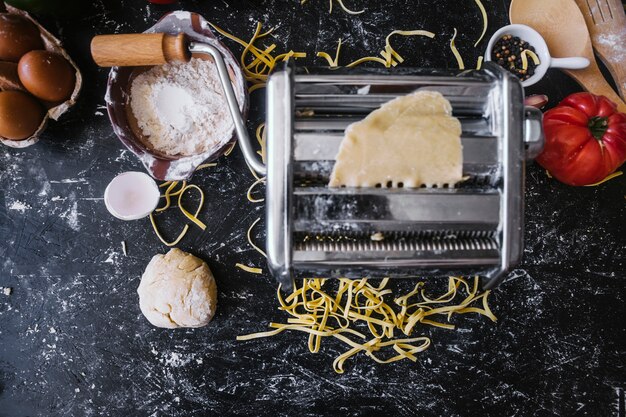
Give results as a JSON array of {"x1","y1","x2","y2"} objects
[{"x1": 492, "y1": 34, "x2": 540, "y2": 81}]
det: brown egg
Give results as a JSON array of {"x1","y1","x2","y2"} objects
[
  {"x1": 0, "y1": 14, "x2": 43, "y2": 62},
  {"x1": 0, "y1": 90, "x2": 44, "y2": 140},
  {"x1": 18, "y1": 50, "x2": 75, "y2": 102}
]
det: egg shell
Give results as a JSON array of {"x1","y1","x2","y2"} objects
[
  {"x1": 18, "y1": 50, "x2": 75, "y2": 102},
  {"x1": 0, "y1": 13, "x2": 43, "y2": 62},
  {"x1": 0, "y1": 90, "x2": 44, "y2": 140}
]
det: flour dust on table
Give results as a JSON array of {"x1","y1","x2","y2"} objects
[{"x1": 0, "y1": 0, "x2": 624, "y2": 416}]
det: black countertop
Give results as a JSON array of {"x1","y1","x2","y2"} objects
[{"x1": 1, "y1": 1, "x2": 625, "y2": 416}]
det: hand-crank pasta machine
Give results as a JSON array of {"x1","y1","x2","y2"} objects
[
  {"x1": 240, "y1": 63, "x2": 544, "y2": 291},
  {"x1": 90, "y1": 30, "x2": 543, "y2": 291}
]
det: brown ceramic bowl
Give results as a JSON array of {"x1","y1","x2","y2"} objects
[{"x1": 105, "y1": 11, "x2": 248, "y2": 181}]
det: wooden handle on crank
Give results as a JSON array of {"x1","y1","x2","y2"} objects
[{"x1": 91, "y1": 33, "x2": 190, "y2": 67}]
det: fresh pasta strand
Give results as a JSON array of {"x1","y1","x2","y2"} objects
[
  {"x1": 473, "y1": 0, "x2": 488, "y2": 47},
  {"x1": 302, "y1": 0, "x2": 364, "y2": 14},
  {"x1": 247, "y1": 177, "x2": 266, "y2": 203},
  {"x1": 333, "y1": 0, "x2": 364, "y2": 15},
  {"x1": 381, "y1": 30, "x2": 435, "y2": 67},
  {"x1": 317, "y1": 38, "x2": 343, "y2": 67},
  {"x1": 584, "y1": 171, "x2": 623, "y2": 186},
  {"x1": 178, "y1": 184, "x2": 206, "y2": 230},
  {"x1": 476, "y1": 55, "x2": 484, "y2": 70},
  {"x1": 156, "y1": 181, "x2": 186, "y2": 212},
  {"x1": 236, "y1": 263, "x2": 263, "y2": 274},
  {"x1": 209, "y1": 21, "x2": 306, "y2": 92},
  {"x1": 196, "y1": 162, "x2": 217, "y2": 171},
  {"x1": 149, "y1": 214, "x2": 189, "y2": 247},
  {"x1": 521, "y1": 49, "x2": 540, "y2": 70},
  {"x1": 150, "y1": 181, "x2": 206, "y2": 246},
  {"x1": 345, "y1": 29, "x2": 435, "y2": 68},
  {"x1": 247, "y1": 217, "x2": 267, "y2": 258},
  {"x1": 238, "y1": 276, "x2": 497, "y2": 373},
  {"x1": 450, "y1": 28, "x2": 465, "y2": 69}
]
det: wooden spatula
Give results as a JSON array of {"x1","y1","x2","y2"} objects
[
  {"x1": 574, "y1": 0, "x2": 626, "y2": 100},
  {"x1": 510, "y1": 0, "x2": 626, "y2": 113}
]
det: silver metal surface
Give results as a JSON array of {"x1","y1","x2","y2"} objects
[
  {"x1": 264, "y1": 63, "x2": 542, "y2": 290},
  {"x1": 265, "y1": 68, "x2": 293, "y2": 288},
  {"x1": 292, "y1": 190, "x2": 500, "y2": 233},
  {"x1": 295, "y1": 238, "x2": 499, "y2": 252},
  {"x1": 523, "y1": 106, "x2": 545, "y2": 159},
  {"x1": 293, "y1": 132, "x2": 499, "y2": 179},
  {"x1": 486, "y1": 67, "x2": 525, "y2": 290},
  {"x1": 294, "y1": 117, "x2": 493, "y2": 135},
  {"x1": 189, "y1": 42, "x2": 266, "y2": 176}
]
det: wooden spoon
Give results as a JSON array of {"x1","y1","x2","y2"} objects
[
  {"x1": 510, "y1": 0, "x2": 626, "y2": 113},
  {"x1": 574, "y1": 0, "x2": 626, "y2": 101}
]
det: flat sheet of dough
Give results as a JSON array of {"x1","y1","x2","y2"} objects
[{"x1": 328, "y1": 91, "x2": 463, "y2": 188}]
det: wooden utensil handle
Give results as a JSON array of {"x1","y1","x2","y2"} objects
[
  {"x1": 599, "y1": 0, "x2": 626, "y2": 100},
  {"x1": 596, "y1": 49, "x2": 626, "y2": 102},
  {"x1": 91, "y1": 33, "x2": 190, "y2": 67},
  {"x1": 565, "y1": 63, "x2": 626, "y2": 113}
]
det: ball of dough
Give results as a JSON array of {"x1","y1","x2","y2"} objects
[{"x1": 137, "y1": 248, "x2": 217, "y2": 329}]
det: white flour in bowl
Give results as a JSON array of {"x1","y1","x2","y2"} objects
[{"x1": 130, "y1": 57, "x2": 237, "y2": 156}]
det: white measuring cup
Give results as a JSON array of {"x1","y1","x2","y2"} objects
[{"x1": 485, "y1": 24, "x2": 590, "y2": 87}]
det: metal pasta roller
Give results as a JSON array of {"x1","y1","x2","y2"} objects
[
  {"x1": 241, "y1": 63, "x2": 544, "y2": 291},
  {"x1": 91, "y1": 30, "x2": 544, "y2": 291}
]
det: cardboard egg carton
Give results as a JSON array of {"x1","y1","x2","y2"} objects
[{"x1": 0, "y1": 2, "x2": 82, "y2": 148}]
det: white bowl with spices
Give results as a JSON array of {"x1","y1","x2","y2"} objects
[{"x1": 485, "y1": 24, "x2": 589, "y2": 87}]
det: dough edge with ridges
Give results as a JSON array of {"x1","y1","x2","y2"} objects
[{"x1": 329, "y1": 90, "x2": 463, "y2": 188}]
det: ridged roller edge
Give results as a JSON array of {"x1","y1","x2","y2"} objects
[
  {"x1": 296, "y1": 229, "x2": 497, "y2": 239},
  {"x1": 295, "y1": 237, "x2": 499, "y2": 252}
]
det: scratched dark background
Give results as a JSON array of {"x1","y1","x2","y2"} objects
[{"x1": 1, "y1": 0, "x2": 625, "y2": 416}]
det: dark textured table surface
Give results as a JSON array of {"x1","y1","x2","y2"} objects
[{"x1": 1, "y1": 1, "x2": 625, "y2": 416}]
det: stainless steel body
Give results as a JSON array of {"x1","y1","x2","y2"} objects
[{"x1": 241, "y1": 63, "x2": 544, "y2": 291}]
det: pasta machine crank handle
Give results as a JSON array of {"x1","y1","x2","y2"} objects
[
  {"x1": 188, "y1": 42, "x2": 266, "y2": 176},
  {"x1": 89, "y1": 33, "x2": 266, "y2": 176},
  {"x1": 90, "y1": 33, "x2": 190, "y2": 67}
]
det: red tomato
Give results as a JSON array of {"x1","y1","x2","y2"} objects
[{"x1": 537, "y1": 92, "x2": 626, "y2": 186}]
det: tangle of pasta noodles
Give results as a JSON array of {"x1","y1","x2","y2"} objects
[{"x1": 238, "y1": 276, "x2": 496, "y2": 373}]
